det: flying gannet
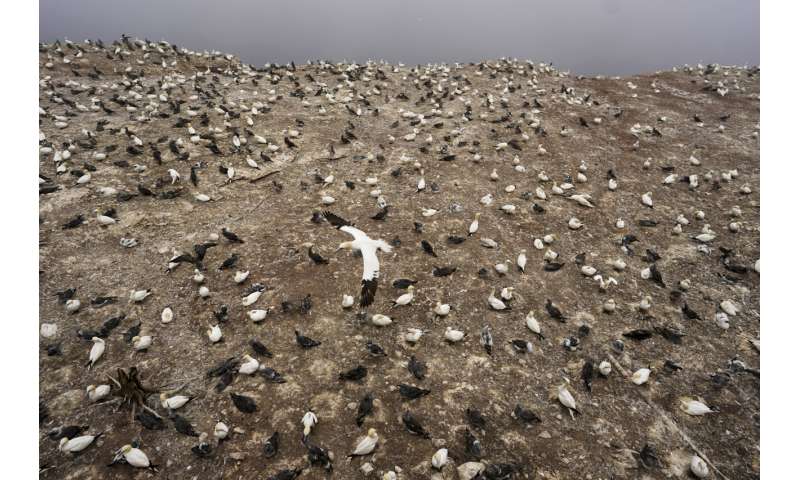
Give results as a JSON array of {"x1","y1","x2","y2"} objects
[{"x1": 323, "y1": 211, "x2": 392, "y2": 307}]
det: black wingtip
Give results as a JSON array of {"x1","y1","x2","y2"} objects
[
  {"x1": 322, "y1": 211, "x2": 352, "y2": 229},
  {"x1": 360, "y1": 278, "x2": 378, "y2": 307}
]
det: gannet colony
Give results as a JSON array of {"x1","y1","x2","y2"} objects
[{"x1": 38, "y1": 37, "x2": 760, "y2": 479}]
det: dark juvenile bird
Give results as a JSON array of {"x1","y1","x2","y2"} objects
[
  {"x1": 398, "y1": 384, "x2": 431, "y2": 400},
  {"x1": 407, "y1": 355, "x2": 427, "y2": 380},
  {"x1": 308, "y1": 246, "x2": 328, "y2": 264},
  {"x1": 259, "y1": 367, "x2": 287, "y2": 383},
  {"x1": 682, "y1": 303, "x2": 702, "y2": 320},
  {"x1": 191, "y1": 436, "x2": 213, "y2": 458},
  {"x1": 393, "y1": 279, "x2": 417, "y2": 289},
  {"x1": 366, "y1": 340, "x2": 387, "y2": 356},
  {"x1": 266, "y1": 468, "x2": 302, "y2": 480},
  {"x1": 481, "y1": 326, "x2": 493, "y2": 355},
  {"x1": 213, "y1": 305, "x2": 229, "y2": 323},
  {"x1": 263, "y1": 431, "x2": 279, "y2": 458},
  {"x1": 304, "y1": 439, "x2": 333, "y2": 472},
  {"x1": 371, "y1": 206, "x2": 389, "y2": 221},
  {"x1": 250, "y1": 339, "x2": 273, "y2": 357},
  {"x1": 136, "y1": 410, "x2": 165, "y2": 430},
  {"x1": 581, "y1": 360, "x2": 594, "y2": 392},
  {"x1": 513, "y1": 404, "x2": 542, "y2": 424},
  {"x1": 402, "y1": 411, "x2": 431, "y2": 438},
  {"x1": 123, "y1": 322, "x2": 141, "y2": 342},
  {"x1": 47, "y1": 425, "x2": 89, "y2": 440},
  {"x1": 421, "y1": 240, "x2": 437, "y2": 257},
  {"x1": 466, "y1": 408, "x2": 486, "y2": 430},
  {"x1": 433, "y1": 265, "x2": 457, "y2": 277},
  {"x1": 339, "y1": 365, "x2": 367, "y2": 382},
  {"x1": 545, "y1": 299, "x2": 565, "y2": 321},
  {"x1": 295, "y1": 330, "x2": 321, "y2": 348},
  {"x1": 62, "y1": 214, "x2": 84, "y2": 229},
  {"x1": 218, "y1": 253, "x2": 239, "y2": 270},
  {"x1": 221, "y1": 227, "x2": 244, "y2": 243},
  {"x1": 54, "y1": 288, "x2": 76, "y2": 304},
  {"x1": 544, "y1": 262, "x2": 564, "y2": 272},
  {"x1": 623, "y1": 329, "x2": 653, "y2": 340},
  {"x1": 356, "y1": 393, "x2": 374, "y2": 426},
  {"x1": 647, "y1": 264, "x2": 666, "y2": 288},
  {"x1": 172, "y1": 414, "x2": 199, "y2": 437},
  {"x1": 447, "y1": 235, "x2": 466, "y2": 245},
  {"x1": 230, "y1": 392, "x2": 258, "y2": 413},
  {"x1": 465, "y1": 429, "x2": 482, "y2": 458},
  {"x1": 91, "y1": 295, "x2": 117, "y2": 307}
]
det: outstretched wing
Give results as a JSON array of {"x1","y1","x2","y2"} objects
[
  {"x1": 359, "y1": 245, "x2": 381, "y2": 307},
  {"x1": 322, "y1": 211, "x2": 352, "y2": 229}
]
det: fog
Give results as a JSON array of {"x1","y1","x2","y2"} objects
[{"x1": 39, "y1": 0, "x2": 759, "y2": 75}]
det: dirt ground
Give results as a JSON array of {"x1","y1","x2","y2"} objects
[{"x1": 39, "y1": 38, "x2": 759, "y2": 480}]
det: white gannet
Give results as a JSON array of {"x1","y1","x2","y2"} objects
[
  {"x1": 434, "y1": 302, "x2": 451, "y2": 316},
  {"x1": 87, "y1": 337, "x2": 105, "y2": 369},
  {"x1": 349, "y1": 428, "x2": 379, "y2": 457},
  {"x1": 468, "y1": 213, "x2": 480, "y2": 236},
  {"x1": 59, "y1": 434, "x2": 101, "y2": 453},
  {"x1": 392, "y1": 286, "x2": 414, "y2": 307},
  {"x1": 323, "y1": 211, "x2": 392, "y2": 306},
  {"x1": 86, "y1": 384, "x2": 111, "y2": 402},
  {"x1": 161, "y1": 393, "x2": 192, "y2": 410},
  {"x1": 517, "y1": 250, "x2": 527, "y2": 272},
  {"x1": 488, "y1": 289, "x2": 508, "y2": 310}
]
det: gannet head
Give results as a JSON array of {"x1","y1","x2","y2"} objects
[{"x1": 336, "y1": 241, "x2": 354, "y2": 252}]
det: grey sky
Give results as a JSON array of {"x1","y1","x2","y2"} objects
[{"x1": 39, "y1": 0, "x2": 759, "y2": 75}]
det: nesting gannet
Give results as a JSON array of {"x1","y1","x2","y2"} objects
[
  {"x1": 214, "y1": 422, "x2": 229, "y2": 440},
  {"x1": 349, "y1": 428, "x2": 379, "y2": 457},
  {"x1": 488, "y1": 289, "x2": 509, "y2": 310},
  {"x1": 117, "y1": 445, "x2": 150, "y2": 468},
  {"x1": 631, "y1": 368, "x2": 651, "y2": 385},
  {"x1": 86, "y1": 384, "x2": 111, "y2": 402},
  {"x1": 517, "y1": 250, "x2": 527, "y2": 272},
  {"x1": 434, "y1": 302, "x2": 451, "y2": 316},
  {"x1": 161, "y1": 393, "x2": 192, "y2": 410},
  {"x1": 392, "y1": 286, "x2": 414, "y2": 307},
  {"x1": 87, "y1": 337, "x2": 105, "y2": 369},
  {"x1": 342, "y1": 294, "x2": 354, "y2": 308},
  {"x1": 132, "y1": 335, "x2": 152, "y2": 351},
  {"x1": 679, "y1": 397, "x2": 715, "y2": 416},
  {"x1": 239, "y1": 354, "x2": 259, "y2": 375},
  {"x1": 445, "y1": 326, "x2": 465, "y2": 343},
  {"x1": 558, "y1": 383, "x2": 580, "y2": 418},
  {"x1": 400, "y1": 326, "x2": 423, "y2": 343},
  {"x1": 301, "y1": 410, "x2": 318, "y2": 439},
  {"x1": 60, "y1": 434, "x2": 101, "y2": 453},
  {"x1": 468, "y1": 213, "x2": 480, "y2": 235},
  {"x1": 323, "y1": 212, "x2": 392, "y2": 306}
]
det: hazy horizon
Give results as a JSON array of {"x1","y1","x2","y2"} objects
[{"x1": 39, "y1": 0, "x2": 759, "y2": 76}]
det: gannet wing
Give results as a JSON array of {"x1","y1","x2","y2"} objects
[
  {"x1": 322, "y1": 211, "x2": 353, "y2": 229},
  {"x1": 341, "y1": 225, "x2": 369, "y2": 242},
  {"x1": 359, "y1": 245, "x2": 380, "y2": 307}
]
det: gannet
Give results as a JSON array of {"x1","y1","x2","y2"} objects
[
  {"x1": 60, "y1": 434, "x2": 101, "y2": 453},
  {"x1": 680, "y1": 397, "x2": 715, "y2": 416},
  {"x1": 161, "y1": 393, "x2": 191, "y2": 410},
  {"x1": 87, "y1": 337, "x2": 105, "y2": 369},
  {"x1": 392, "y1": 286, "x2": 414, "y2": 307},
  {"x1": 323, "y1": 212, "x2": 392, "y2": 307},
  {"x1": 86, "y1": 384, "x2": 111, "y2": 402},
  {"x1": 349, "y1": 428, "x2": 378, "y2": 457},
  {"x1": 468, "y1": 213, "x2": 480, "y2": 235},
  {"x1": 488, "y1": 289, "x2": 509, "y2": 310}
]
